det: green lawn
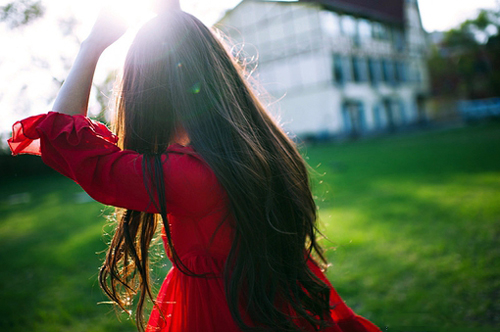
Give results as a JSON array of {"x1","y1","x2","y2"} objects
[
  {"x1": 0, "y1": 172, "x2": 138, "y2": 331},
  {"x1": 306, "y1": 123, "x2": 500, "y2": 331},
  {"x1": 0, "y1": 123, "x2": 499, "y2": 331}
]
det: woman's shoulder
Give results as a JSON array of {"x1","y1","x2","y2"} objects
[
  {"x1": 163, "y1": 144, "x2": 226, "y2": 214},
  {"x1": 165, "y1": 143, "x2": 205, "y2": 164},
  {"x1": 164, "y1": 143, "x2": 216, "y2": 183}
]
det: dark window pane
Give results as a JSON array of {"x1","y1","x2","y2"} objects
[
  {"x1": 358, "y1": 58, "x2": 368, "y2": 82},
  {"x1": 342, "y1": 56, "x2": 353, "y2": 82},
  {"x1": 382, "y1": 59, "x2": 395, "y2": 85},
  {"x1": 352, "y1": 57, "x2": 360, "y2": 82},
  {"x1": 396, "y1": 61, "x2": 407, "y2": 82},
  {"x1": 333, "y1": 54, "x2": 344, "y2": 84},
  {"x1": 368, "y1": 58, "x2": 375, "y2": 84}
]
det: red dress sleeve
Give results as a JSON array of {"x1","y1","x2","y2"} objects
[{"x1": 8, "y1": 112, "x2": 215, "y2": 214}]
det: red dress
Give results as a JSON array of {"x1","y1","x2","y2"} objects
[{"x1": 8, "y1": 112, "x2": 381, "y2": 332}]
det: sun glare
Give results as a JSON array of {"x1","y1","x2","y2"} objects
[
  {"x1": 87, "y1": 0, "x2": 158, "y2": 88},
  {"x1": 104, "y1": 0, "x2": 156, "y2": 28}
]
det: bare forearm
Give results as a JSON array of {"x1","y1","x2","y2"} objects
[
  {"x1": 52, "y1": 42, "x2": 104, "y2": 116},
  {"x1": 51, "y1": 8, "x2": 126, "y2": 116}
]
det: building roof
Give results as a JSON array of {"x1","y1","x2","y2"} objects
[
  {"x1": 220, "y1": 1, "x2": 405, "y2": 27},
  {"x1": 300, "y1": 0, "x2": 405, "y2": 25}
]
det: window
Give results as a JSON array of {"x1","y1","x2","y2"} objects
[
  {"x1": 352, "y1": 57, "x2": 368, "y2": 83},
  {"x1": 333, "y1": 54, "x2": 344, "y2": 84},
  {"x1": 340, "y1": 15, "x2": 357, "y2": 37},
  {"x1": 372, "y1": 22, "x2": 390, "y2": 40},
  {"x1": 373, "y1": 104, "x2": 383, "y2": 129},
  {"x1": 320, "y1": 10, "x2": 340, "y2": 36},
  {"x1": 395, "y1": 61, "x2": 407, "y2": 83},
  {"x1": 342, "y1": 101, "x2": 366, "y2": 137},
  {"x1": 342, "y1": 56, "x2": 353, "y2": 82},
  {"x1": 358, "y1": 58, "x2": 369, "y2": 82},
  {"x1": 382, "y1": 59, "x2": 396, "y2": 85},
  {"x1": 358, "y1": 19, "x2": 372, "y2": 41},
  {"x1": 333, "y1": 55, "x2": 353, "y2": 85},
  {"x1": 368, "y1": 58, "x2": 382, "y2": 85},
  {"x1": 393, "y1": 28, "x2": 405, "y2": 51},
  {"x1": 352, "y1": 57, "x2": 361, "y2": 82},
  {"x1": 399, "y1": 100, "x2": 407, "y2": 124}
]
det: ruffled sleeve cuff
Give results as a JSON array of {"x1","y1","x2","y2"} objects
[{"x1": 8, "y1": 112, "x2": 117, "y2": 156}]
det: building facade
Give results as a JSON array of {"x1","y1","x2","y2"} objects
[{"x1": 218, "y1": 0, "x2": 430, "y2": 138}]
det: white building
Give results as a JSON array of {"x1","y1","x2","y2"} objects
[{"x1": 218, "y1": 0, "x2": 430, "y2": 138}]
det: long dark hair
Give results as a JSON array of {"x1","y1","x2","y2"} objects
[{"x1": 99, "y1": 11, "x2": 331, "y2": 331}]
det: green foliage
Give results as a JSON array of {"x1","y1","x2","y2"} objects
[
  {"x1": 445, "y1": 8, "x2": 500, "y2": 46},
  {"x1": 429, "y1": 7, "x2": 500, "y2": 99},
  {"x1": 0, "y1": 123, "x2": 499, "y2": 331},
  {"x1": 0, "y1": 0, "x2": 45, "y2": 28}
]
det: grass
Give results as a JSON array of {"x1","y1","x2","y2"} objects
[
  {"x1": 0, "y1": 122, "x2": 499, "y2": 331},
  {"x1": 0, "y1": 171, "x2": 138, "y2": 331},
  {"x1": 305, "y1": 123, "x2": 500, "y2": 331}
]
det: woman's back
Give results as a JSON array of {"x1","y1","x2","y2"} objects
[{"x1": 9, "y1": 8, "x2": 381, "y2": 332}]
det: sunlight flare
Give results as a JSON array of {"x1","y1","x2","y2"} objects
[{"x1": 103, "y1": 0, "x2": 156, "y2": 28}]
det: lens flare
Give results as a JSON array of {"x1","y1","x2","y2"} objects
[{"x1": 104, "y1": 0, "x2": 156, "y2": 28}]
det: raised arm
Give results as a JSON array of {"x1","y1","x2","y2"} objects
[{"x1": 52, "y1": 10, "x2": 127, "y2": 116}]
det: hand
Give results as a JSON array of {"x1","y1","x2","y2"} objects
[{"x1": 84, "y1": 8, "x2": 128, "y2": 53}]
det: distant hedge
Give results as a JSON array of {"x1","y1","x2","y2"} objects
[{"x1": 0, "y1": 153, "x2": 57, "y2": 178}]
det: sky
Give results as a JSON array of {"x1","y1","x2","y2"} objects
[
  {"x1": 0, "y1": 0, "x2": 499, "y2": 136},
  {"x1": 418, "y1": 0, "x2": 499, "y2": 32}
]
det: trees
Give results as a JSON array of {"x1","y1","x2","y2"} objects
[
  {"x1": 1, "y1": 0, "x2": 183, "y2": 129},
  {"x1": 428, "y1": 7, "x2": 500, "y2": 99},
  {"x1": 0, "y1": 0, "x2": 115, "y2": 133},
  {"x1": 0, "y1": 0, "x2": 44, "y2": 28}
]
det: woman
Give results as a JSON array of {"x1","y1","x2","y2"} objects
[{"x1": 8, "y1": 8, "x2": 381, "y2": 332}]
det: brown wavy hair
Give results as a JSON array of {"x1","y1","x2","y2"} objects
[{"x1": 99, "y1": 10, "x2": 331, "y2": 332}]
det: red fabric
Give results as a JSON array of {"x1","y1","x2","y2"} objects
[{"x1": 8, "y1": 112, "x2": 381, "y2": 332}]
